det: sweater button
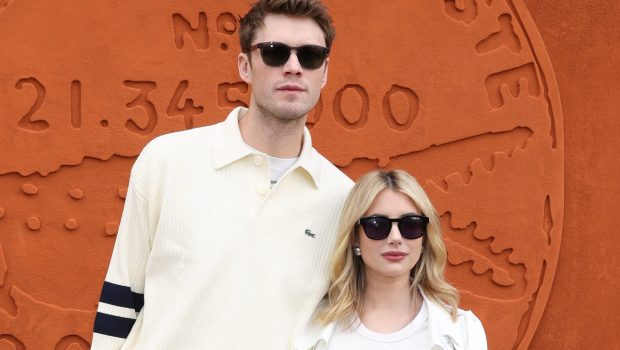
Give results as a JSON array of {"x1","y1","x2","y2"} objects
[
  {"x1": 257, "y1": 185, "x2": 268, "y2": 195},
  {"x1": 253, "y1": 155, "x2": 263, "y2": 166}
]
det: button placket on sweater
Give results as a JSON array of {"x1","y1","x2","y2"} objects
[{"x1": 251, "y1": 154, "x2": 271, "y2": 200}]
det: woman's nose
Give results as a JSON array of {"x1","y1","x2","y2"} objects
[{"x1": 386, "y1": 222, "x2": 403, "y2": 244}]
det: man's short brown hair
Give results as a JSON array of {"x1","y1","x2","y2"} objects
[{"x1": 239, "y1": 0, "x2": 336, "y2": 53}]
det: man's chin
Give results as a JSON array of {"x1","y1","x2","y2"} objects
[{"x1": 264, "y1": 103, "x2": 312, "y2": 121}]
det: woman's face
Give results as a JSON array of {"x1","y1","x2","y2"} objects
[{"x1": 357, "y1": 188, "x2": 424, "y2": 283}]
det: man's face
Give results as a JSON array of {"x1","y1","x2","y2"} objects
[{"x1": 238, "y1": 13, "x2": 329, "y2": 121}]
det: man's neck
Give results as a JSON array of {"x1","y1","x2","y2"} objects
[{"x1": 238, "y1": 106, "x2": 307, "y2": 158}]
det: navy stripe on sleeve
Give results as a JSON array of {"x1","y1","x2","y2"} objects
[
  {"x1": 132, "y1": 291, "x2": 144, "y2": 313},
  {"x1": 100, "y1": 281, "x2": 144, "y2": 312},
  {"x1": 93, "y1": 312, "x2": 136, "y2": 339}
]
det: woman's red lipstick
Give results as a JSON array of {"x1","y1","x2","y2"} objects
[{"x1": 382, "y1": 251, "x2": 407, "y2": 261}]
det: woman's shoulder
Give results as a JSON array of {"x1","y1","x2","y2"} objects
[
  {"x1": 423, "y1": 294, "x2": 487, "y2": 350},
  {"x1": 456, "y1": 308, "x2": 483, "y2": 326},
  {"x1": 456, "y1": 309, "x2": 487, "y2": 350}
]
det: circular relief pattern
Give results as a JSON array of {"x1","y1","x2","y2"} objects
[
  {"x1": 26, "y1": 217, "x2": 41, "y2": 231},
  {"x1": 64, "y1": 218, "x2": 79, "y2": 231},
  {"x1": 0, "y1": 1, "x2": 562, "y2": 349}
]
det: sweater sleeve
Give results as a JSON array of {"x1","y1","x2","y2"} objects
[{"x1": 91, "y1": 153, "x2": 154, "y2": 348}]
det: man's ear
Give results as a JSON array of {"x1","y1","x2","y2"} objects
[
  {"x1": 238, "y1": 53, "x2": 252, "y2": 84},
  {"x1": 320, "y1": 58, "x2": 329, "y2": 89}
]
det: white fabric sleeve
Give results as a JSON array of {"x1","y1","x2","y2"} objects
[{"x1": 91, "y1": 150, "x2": 154, "y2": 349}]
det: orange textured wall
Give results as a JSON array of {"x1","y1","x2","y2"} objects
[
  {"x1": 524, "y1": 0, "x2": 620, "y2": 349},
  {"x1": 0, "y1": 0, "x2": 617, "y2": 349}
]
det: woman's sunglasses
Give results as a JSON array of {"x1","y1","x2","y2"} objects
[
  {"x1": 358, "y1": 215, "x2": 429, "y2": 240},
  {"x1": 248, "y1": 42, "x2": 329, "y2": 70}
]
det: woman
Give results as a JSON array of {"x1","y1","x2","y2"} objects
[{"x1": 296, "y1": 170, "x2": 487, "y2": 349}]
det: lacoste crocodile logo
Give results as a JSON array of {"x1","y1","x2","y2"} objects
[{"x1": 304, "y1": 229, "x2": 315, "y2": 238}]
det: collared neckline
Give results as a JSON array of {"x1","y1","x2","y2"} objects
[{"x1": 211, "y1": 107, "x2": 323, "y2": 188}]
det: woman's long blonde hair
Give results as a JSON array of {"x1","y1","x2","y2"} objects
[{"x1": 318, "y1": 169, "x2": 459, "y2": 324}]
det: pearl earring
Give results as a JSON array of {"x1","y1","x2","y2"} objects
[{"x1": 353, "y1": 246, "x2": 361, "y2": 256}]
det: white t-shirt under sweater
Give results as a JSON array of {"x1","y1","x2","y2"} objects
[
  {"x1": 268, "y1": 154, "x2": 299, "y2": 185},
  {"x1": 327, "y1": 300, "x2": 430, "y2": 349},
  {"x1": 246, "y1": 144, "x2": 299, "y2": 186},
  {"x1": 91, "y1": 107, "x2": 354, "y2": 349}
]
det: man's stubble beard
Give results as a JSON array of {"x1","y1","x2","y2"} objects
[{"x1": 255, "y1": 95, "x2": 317, "y2": 125}]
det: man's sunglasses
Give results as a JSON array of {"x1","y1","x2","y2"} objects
[
  {"x1": 249, "y1": 42, "x2": 329, "y2": 70},
  {"x1": 358, "y1": 215, "x2": 429, "y2": 240}
]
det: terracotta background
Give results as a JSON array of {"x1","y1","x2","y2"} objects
[
  {"x1": 525, "y1": 0, "x2": 620, "y2": 349},
  {"x1": 0, "y1": 0, "x2": 617, "y2": 349}
]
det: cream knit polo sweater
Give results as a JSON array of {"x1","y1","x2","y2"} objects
[{"x1": 91, "y1": 107, "x2": 353, "y2": 349}]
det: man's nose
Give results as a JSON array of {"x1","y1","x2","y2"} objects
[{"x1": 282, "y1": 49, "x2": 303, "y2": 75}]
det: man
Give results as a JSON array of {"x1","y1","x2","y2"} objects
[{"x1": 91, "y1": 0, "x2": 353, "y2": 348}]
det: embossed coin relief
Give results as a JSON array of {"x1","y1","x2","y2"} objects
[
  {"x1": 333, "y1": 84, "x2": 369, "y2": 130},
  {"x1": 26, "y1": 217, "x2": 41, "y2": 231},
  {"x1": 0, "y1": 1, "x2": 562, "y2": 349},
  {"x1": 64, "y1": 218, "x2": 79, "y2": 231},
  {"x1": 117, "y1": 186, "x2": 128, "y2": 199},
  {"x1": 68, "y1": 188, "x2": 84, "y2": 200},
  {"x1": 71, "y1": 80, "x2": 83, "y2": 129},
  {"x1": 0, "y1": 287, "x2": 93, "y2": 349},
  {"x1": 0, "y1": 246, "x2": 7, "y2": 287},
  {"x1": 166, "y1": 80, "x2": 205, "y2": 129},
  {"x1": 218, "y1": 82, "x2": 250, "y2": 109},
  {"x1": 173, "y1": 12, "x2": 209, "y2": 50},
  {"x1": 444, "y1": 0, "x2": 479, "y2": 24},
  {"x1": 476, "y1": 14, "x2": 521, "y2": 54},
  {"x1": 104, "y1": 222, "x2": 120, "y2": 236},
  {"x1": 21, "y1": 183, "x2": 38, "y2": 195},
  {"x1": 15, "y1": 78, "x2": 50, "y2": 132},
  {"x1": 217, "y1": 12, "x2": 237, "y2": 51},
  {"x1": 123, "y1": 81, "x2": 159, "y2": 135}
]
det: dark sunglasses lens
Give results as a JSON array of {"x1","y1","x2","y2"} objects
[
  {"x1": 398, "y1": 217, "x2": 426, "y2": 239},
  {"x1": 362, "y1": 217, "x2": 390, "y2": 240},
  {"x1": 260, "y1": 43, "x2": 291, "y2": 67},
  {"x1": 297, "y1": 46, "x2": 327, "y2": 69}
]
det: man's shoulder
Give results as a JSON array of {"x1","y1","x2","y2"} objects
[
  {"x1": 130, "y1": 122, "x2": 222, "y2": 178},
  {"x1": 150, "y1": 123, "x2": 219, "y2": 149},
  {"x1": 311, "y1": 149, "x2": 354, "y2": 189},
  {"x1": 139, "y1": 122, "x2": 222, "y2": 159}
]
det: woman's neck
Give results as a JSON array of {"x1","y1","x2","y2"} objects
[{"x1": 360, "y1": 274, "x2": 422, "y2": 333}]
